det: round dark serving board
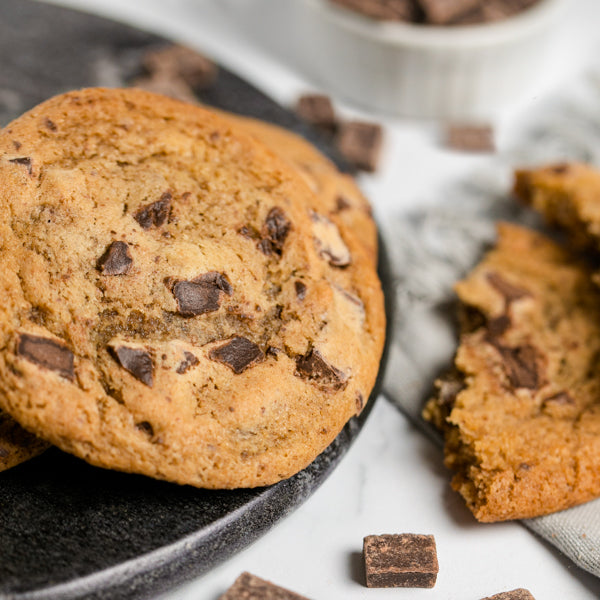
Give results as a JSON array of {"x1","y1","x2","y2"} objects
[{"x1": 0, "y1": 2, "x2": 392, "y2": 599}]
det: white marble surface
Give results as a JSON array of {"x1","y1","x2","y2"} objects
[{"x1": 39, "y1": 1, "x2": 600, "y2": 598}]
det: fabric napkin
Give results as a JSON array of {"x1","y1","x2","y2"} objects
[{"x1": 380, "y1": 64, "x2": 600, "y2": 578}]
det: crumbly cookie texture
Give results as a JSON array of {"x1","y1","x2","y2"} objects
[
  {"x1": 0, "y1": 410, "x2": 49, "y2": 472},
  {"x1": 424, "y1": 223, "x2": 600, "y2": 522},
  {"x1": 217, "y1": 113, "x2": 379, "y2": 265},
  {"x1": 513, "y1": 162, "x2": 600, "y2": 251},
  {"x1": 0, "y1": 87, "x2": 385, "y2": 488}
]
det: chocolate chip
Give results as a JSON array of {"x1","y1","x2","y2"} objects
[
  {"x1": 363, "y1": 534, "x2": 439, "y2": 588},
  {"x1": 111, "y1": 346, "x2": 154, "y2": 387},
  {"x1": 261, "y1": 207, "x2": 291, "y2": 256},
  {"x1": 486, "y1": 314, "x2": 511, "y2": 339},
  {"x1": 9, "y1": 157, "x2": 32, "y2": 175},
  {"x1": 209, "y1": 337, "x2": 264, "y2": 374},
  {"x1": 171, "y1": 272, "x2": 233, "y2": 316},
  {"x1": 295, "y1": 348, "x2": 347, "y2": 391},
  {"x1": 44, "y1": 118, "x2": 57, "y2": 131},
  {"x1": 295, "y1": 94, "x2": 337, "y2": 133},
  {"x1": 486, "y1": 272, "x2": 530, "y2": 303},
  {"x1": 136, "y1": 421, "x2": 154, "y2": 436},
  {"x1": 12, "y1": 140, "x2": 21, "y2": 150},
  {"x1": 176, "y1": 351, "x2": 199, "y2": 374},
  {"x1": 310, "y1": 212, "x2": 352, "y2": 267},
  {"x1": 294, "y1": 281, "x2": 307, "y2": 300},
  {"x1": 97, "y1": 241, "x2": 133, "y2": 275},
  {"x1": 238, "y1": 224, "x2": 260, "y2": 240},
  {"x1": 480, "y1": 589, "x2": 536, "y2": 600},
  {"x1": 336, "y1": 121, "x2": 383, "y2": 172},
  {"x1": 134, "y1": 192, "x2": 172, "y2": 229},
  {"x1": 445, "y1": 124, "x2": 495, "y2": 153},
  {"x1": 497, "y1": 344, "x2": 545, "y2": 390},
  {"x1": 542, "y1": 391, "x2": 575, "y2": 407},
  {"x1": 335, "y1": 196, "x2": 351, "y2": 212},
  {"x1": 17, "y1": 334, "x2": 74, "y2": 380},
  {"x1": 219, "y1": 572, "x2": 310, "y2": 600},
  {"x1": 419, "y1": 0, "x2": 481, "y2": 23}
]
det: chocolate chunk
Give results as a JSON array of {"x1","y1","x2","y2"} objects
[
  {"x1": 238, "y1": 224, "x2": 261, "y2": 240},
  {"x1": 209, "y1": 337, "x2": 264, "y2": 374},
  {"x1": 295, "y1": 94, "x2": 337, "y2": 133},
  {"x1": 142, "y1": 44, "x2": 218, "y2": 89},
  {"x1": 176, "y1": 351, "x2": 199, "y2": 374},
  {"x1": 17, "y1": 334, "x2": 74, "y2": 380},
  {"x1": 336, "y1": 121, "x2": 383, "y2": 172},
  {"x1": 111, "y1": 346, "x2": 154, "y2": 387},
  {"x1": 486, "y1": 272, "x2": 530, "y2": 303},
  {"x1": 44, "y1": 118, "x2": 57, "y2": 131},
  {"x1": 310, "y1": 212, "x2": 352, "y2": 267},
  {"x1": 335, "y1": 196, "x2": 351, "y2": 212},
  {"x1": 497, "y1": 344, "x2": 545, "y2": 390},
  {"x1": 363, "y1": 534, "x2": 439, "y2": 588},
  {"x1": 136, "y1": 421, "x2": 154, "y2": 436},
  {"x1": 134, "y1": 192, "x2": 172, "y2": 229},
  {"x1": 9, "y1": 157, "x2": 32, "y2": 175},
  {"x1": 261, "y1": 207, "x2": 291, "y2": 256},
  {"x1": 329, "y1": 0, "x2": 421, "y2": 21},
  {"x1": 218, "y1": 572, "x2": 310, "y2": 600},
  {"x1": 419, "y1": 0, "x2": 481, "y2": 23},
  {"x1": 542, "y1": 391, "x2": 575, "y2": 407},
  {"x1": 97, "y1": 241, "x2": 133, "y2": 275},
  {"x1": 445, "y1": 124, "x2": 495, "y2": 153},
  {"x1": 486, "y1": 314, "x2": 511, "y2": 339},
  {"x1": 171, "y1": 272, "x2": 232, "y2": 316},
  {"x1": 480, "y1": 589, "x2": 536, "y2": 600},
  {"x1": 295, "y1": 348, "x2": 347, "y2": 391},
  {"x1": 294, "y1": 281, "x2": 307, "y2": 300}
]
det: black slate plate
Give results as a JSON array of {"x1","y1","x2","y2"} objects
[{"x1": 0, "y1": 2, "x2": 392, "y2": 599}]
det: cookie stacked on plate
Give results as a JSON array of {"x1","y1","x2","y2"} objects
[
  {"x1": 424, "y1": 162, "x2": 600, "y2": 522},
  {"x1": 0, "y1": 87, "x2": 385, "y2": 487}
]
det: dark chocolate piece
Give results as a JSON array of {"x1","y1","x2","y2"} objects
[
  {"x1": 209, "y1": 337, "x2": 264, "y2": 374},
  {"x1": 142, "y1": 44, "x2": 217, "y2": 89},
  {"x1": 419, "y1": 0, "x2": 481, "y2": 23},
  {"x1": 17, "y1": 334, "x2": 74, "y2": 380},
  {"x1": 9, "y1": 156, "x2": 33, "y2": 175},
  {"x1": 480, "y1": 589, "x2": 536, "y2": 600},
  {"x1": 294, "y1": 280, "x2": 307, "y2": 300},
  {"x1": 445, "y1": 124, "x2": 495, "y2": 152},
  {"x1": 363, "y1": 534, "x2": 439, "y2": 588},
  {"x1": 310, "y1": 212, "x2": 352, "y2": 267},
  {"x1": 134, "y1": 192, "x2": 172, "y2": 229},
  {"x1": 44, "y1": 117, "x2": 57, "y2": 131},
  {"x1": 335, "y1": 196, "x2": 351, "y2": 212},
  {"x1": 97, "y1": 241, "x2": 133, "y2": 275},
  {"x1": 497, "y1": 344, "x2": 544, "y2": 390},
  {"x1": 218, "y1": 572, "x2": 310, "y2": 600},
  {"x1": 486, "y1": 272, "x2": 530, "y2": 302},
  {"x1": 111, "y1": 346, "x2": 154, "y2": 387},
  {"x1": 486, "y1": 314, "x2": 511, "y2": 339},
  {"x1": 176, "y1": 351, "x2": 199, "y2": 374},
  {"x1": 336, "y1": 121, "x2": 383, "y2": 172},
  {"x1": 295, "y1": 348, "x2": 347, "y2": 391},
  {"x1": 261, "y1": 207, "x2": 291, "y2": 256},
  {"x1": 295, "y1": 94, "x2": 337, "y2": 133},
  {"x1": 171, "y1": 272, "x2": 232, "y2": 316},
  {"x1": 329, "y1": 0, "x2": 421, "y2": 21}
]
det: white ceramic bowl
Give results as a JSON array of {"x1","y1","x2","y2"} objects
[{"x1": 301, "y1": 0, "x2": 567, "y2": 119}]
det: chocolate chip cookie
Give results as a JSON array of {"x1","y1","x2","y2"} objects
[
  {"x1": 513, "y1": 162, "x2": 600, "y2": 251},
  {"x1": 0, "y1": 87, "x2": 385, "y2": 489},
  {"x1": 220, "y1": 113, "x2": 379, "y2": 265},
  {"x1": 424, "y1": 223, "x2": 600, "y2": 521}
]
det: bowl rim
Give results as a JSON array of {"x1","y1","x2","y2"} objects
[{"x1": 307, "y1": 0, "x2": 568, "y2": 49}]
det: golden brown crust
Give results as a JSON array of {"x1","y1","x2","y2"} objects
[
  {"x1": 0, "y1": 88, "x2": 385, "y2": 488},
  {"x1": 424, "y1": 223, "x2": 600, "y2": 521}
]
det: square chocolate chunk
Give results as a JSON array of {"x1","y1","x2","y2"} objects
[
  {"x1": 295, "y1": 94, "x2": 337, "y2": 133},
  {"x1": 219, "y1": 572, "x2": 311, "y2": 600},
  {"x1": 336, "y1": 120, "x2": 383, "y2": 172},
  {"x1": 445, "y1": 123, "x2": 495, "y2": 153},
  {"x1": 480, "y1": 589, "x2": 536, "y2": 600},
  {"x1": 363, "y1": 533, "x2": 439, "y2": 588}
]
